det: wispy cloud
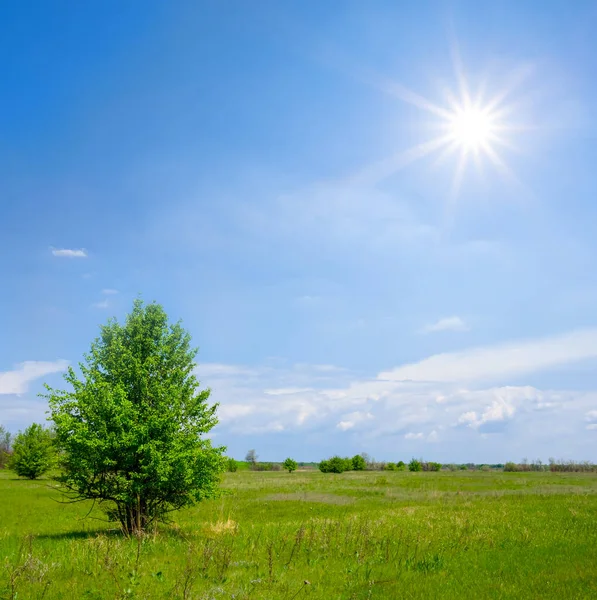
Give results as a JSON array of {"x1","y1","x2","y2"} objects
[
  {"x1": 101, "y1": 289, "x2": 118, "y2": 295},
  {"x1": 0, "y1": 360, "x2": 69, "y2": 395},
  {"x1": 50, "y1": 247, "x2": 88, "y2": 258},
  {"x1": 91, "y1": 300, "x2": 109, "y2": 309},
  {"x1": 379, "y1": 328, "x2": 597, "y2": 383},
  {"x1": 419, "y1": 316, "x2": 469, "y2": 334}
]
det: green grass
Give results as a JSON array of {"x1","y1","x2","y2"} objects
[{"x1": 1, "y1": 469, "x2": 597, "y2": 599}]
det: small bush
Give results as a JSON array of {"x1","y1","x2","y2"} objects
[
  {"x1": 408, "y1": 459, "x2": 422, "y2": 472},
  {"x1": 319, "y1": 456, "x2": 351, "y2": 473},
  {"x1": 504, "y1": 462, "x2": 518, "y2": 472},
  {"x1": 9, "y1": 424, "x2": 55, "y2": 479},
  {"x1": 283, "y1": 458, "x2": 298, "y2": 473},
  {"x1": 385, "y1": 462, "x2": 397, "y2": 471},
  {"x1": 226, "y1": 458, "x2": 238, "y2": 472},
  {"x1": 396, "y1": 461, "x2": 407, "y2": 472},
  {"x1": 351, "y1": 454, "x2": 366, "y2": 471}
]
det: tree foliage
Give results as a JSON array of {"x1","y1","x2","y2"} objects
[
  {"x1": 408, "y1": 458, "x2": 422, "y2": 472},
  {"x1": 9, "y1": 423, "x2": 54, "y2": 479},
  {"x1": 283, "y1": 457, "x2": 298, "y2": 473},
  {"x1": 351, "y1": 454, "x2": 366, "y2": 471},
  {"x1": 319, "y1": 456, "x2": 353, "y2": 473},
  {"x1": 45, "y1": 299, "x2": 225, "y2": 535},
  {"x1": 0, "y1": 425, "x2": 11, "y2": 469}
]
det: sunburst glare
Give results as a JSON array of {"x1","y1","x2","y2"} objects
[{"x1": 361, "y1": 59, "x2": 527, "y2": 200}]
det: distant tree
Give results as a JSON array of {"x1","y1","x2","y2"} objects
[
  {"x1": 385, "y1": 462, "x2": 397, "y2": 471},
  {"x1": 0, "y1": 425, "x2": 11, "y2": 469},
  {"x1": 283, "y1": 458, "x2": 298, "y2": 473},
  {"x1": 396, "y1": 460, "x2": 406, "y2": 471},
  {"x1": 245, "y1": 449, "x2": 258, "y2": 468},
  {"x1": 427, "y1": 462, "x2": 442, "y2": 472},
  {"x1": 9, "y1": 423, "x2": 55, "y2": 479},
  {"x1": 319, "y1": 456, "x2": 351, "y2": 473},
  {"x1": 351, "y1": 454, "x2": 366, "y2": 471},
  {"x1": 408, "y1": 458, "x2": 422, "y2": 472},
  {"x1": 226, "y1": 457, "x2": 238, "y2": 472},
  {"x1": 46, "y1": 299, "x2": 225, "y2": 535}
]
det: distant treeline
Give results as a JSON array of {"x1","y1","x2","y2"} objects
[
  {"x1": 504, "y1": 459, "x2": 597, "y2": 473},
  {"x1": 221, "y1": 454, "x2": 597, "y2": 474}
]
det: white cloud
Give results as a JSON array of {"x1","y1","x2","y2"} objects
[
  {"x1": 336, "y1": 411, "x2": 374, "y2": 431},
  {"x1": 102, "y1": 289, "x2": 119, "y2": 295},
  {"x1": 91, "y1": 300, "x2": 109, "y2": 309},
  {"x1": 265, "y1": 388, "x2": 313, "y2": 396},
  {"x1": 51, "y1": 247, "x2": 88, "y2": 258},
  {"x1": 380, "y1": 328, "x2": 597, "y2": 383},
  {"x1": 0, "y1": 361, "x2": 69, "y2": 395},
  {"x1": 420, "y1": 316, "x2": 469, "y2": 334},
  {"x1": 404, "y1": 432, "x2": 424, "y2": 440}
]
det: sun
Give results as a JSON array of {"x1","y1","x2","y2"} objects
[
  {"x1": 364, "y1": 57, "x2": 525, "y2": 199},
  {"x1": 448, "y1": 106, "x2": 496, "y2": 153}
]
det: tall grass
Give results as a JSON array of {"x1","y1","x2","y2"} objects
[{"x1": 1, "y1": 470, "x2": 596, "y2": 598}]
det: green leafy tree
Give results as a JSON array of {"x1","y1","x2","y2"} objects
[
  {"x1": 283, "y1": 458, "x2": 298, "y2": 473},
  {"x1": 226, "y1": 457, "x2": 238, "y2": 472},
  {"x1": 408, "y1": 458, "x2": 422, "y2": 472},
  {"x1": 0, "y1": 425, "x2": 11, "y2": 469},
  {"x1": 45, "y1": 299, "x2": 225, "y2": 535},
  {"x1": 396, "y1": 460, "x2": 406, "y2": 471},
  {"x1": 9, "y1": 423, "x2": 54, "y2": 479},
  {"x1": 351, "y1": 454, "x2": 366, "y2": 471},
  {"x1": 319, "y1": 456, "x2": 351, "y2": 473},
  {"x1": 385, "y1": 462, "x2": 397, "y2": 471}
]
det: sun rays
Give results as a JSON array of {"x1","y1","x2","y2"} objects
[{"x1": 354, "y1": 56, "x2": 528, "y2": 201}]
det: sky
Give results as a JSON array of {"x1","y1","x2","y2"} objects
[{"x1": 2, "y1": 0, "x2": 597, "y2": 463}]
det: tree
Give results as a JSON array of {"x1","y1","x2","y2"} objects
[
  {"x1": 9, "y1": 423, "x2": 55, "y2": 479},
  {"x1": 283, "y1": 457, "x2": 298, "y2": 473},
  {"x1": 319, "y1": 456, "x2": 352, "y2": 473},
  {"x1": 351, "y1": 454, "x2": 366, "y2": 471},
  {"x1": 396, "y1": 461, "x2": 406, "y2": 471},
  {"x1": 226, "y1": 457, "x2": 238, "y2": 472},
  {"x1": 0, "y1": 425, "x2": 11, "y2": 469},
  {"x1": 45, "y1": 299, "x2": 225, "y2": 535},
  {"x1": 245, "y1": 449, "x2": 258, "y2": 468},
  {"x1": 408, "y1": 458, "x2": 422, "y2": 472}
]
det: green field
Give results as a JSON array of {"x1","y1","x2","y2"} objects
[{"x1": 1, "y1": 469, "x2": 597, "y2": 599}]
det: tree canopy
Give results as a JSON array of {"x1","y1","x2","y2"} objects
[
  {"x1": 45, "y1": 299, "x2": 225, "y2": 534},
  {"x1": 9, "y1": 423, "x2": 54, "y2": 479}
]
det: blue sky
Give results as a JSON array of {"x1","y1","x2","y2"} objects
[{"x1": 2, "y1": 1, "x2": 597, "y2": 462}]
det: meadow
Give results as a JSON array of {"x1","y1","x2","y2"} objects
[{"x1": 1, "y1": 469, "x2": 597, "y2": 599}]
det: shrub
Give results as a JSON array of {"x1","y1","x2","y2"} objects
[
  {"x1": 226, "y1": 458, "x2": 238, "y2": 472},
  {"x1": 319, "y1": 456, "x2": 351, "y2": 473},
  {"x1": 0, "y1": 425, "x2": 11, "y2": 469},
  {"x1": 396, "y1": 461, "x2": 407, "y2": 471},
  {"x1": 427, "y1": 462, "x2": 442, "y2": 472},
  {"x1": 408, "y1": 459, "x2": 422, "y2": 472},
  {"x1": 504, "y1": 462, "x2": 519, "y2": 472},
  {"x1": 9, "y1": 423, "x2": 55, "y2": 479},
  {"x1": 351, "y1": 454, "x2": 366, "y2": 471},
  {"x1": 283, "y1": 458, "x2": 298, "y2": 473},
  {"x1": 459, "y1": 464, "x2": 468, "y2": 470},
  {"x1": 385, "y1": 462, "x2": 397, "y2": 471}
]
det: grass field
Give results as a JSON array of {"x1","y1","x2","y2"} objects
[{"x1": 1, "y1": 469, "x2": 597, "y2": 599}]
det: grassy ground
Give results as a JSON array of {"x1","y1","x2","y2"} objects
[{"x1": 1, "y1": 469, "x2": 597, "y2": 599}]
